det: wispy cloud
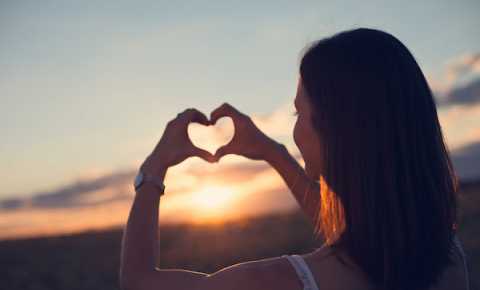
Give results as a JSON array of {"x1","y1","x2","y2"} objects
[
  {"x1": 445, "y1": 53, "x2": 480, "y2": 86},
  {"x1": 0, "y1": 170, "x2": 135, "y2": 211},
  {"x1": 432, "y1": 52, "x2": 480, "y2": 106},
  {"x1": 428, "y1": 52, "x2": 480, "y2": 158},
  {"x1": 443, "y1": 78, "x2": 480, "y2": 107}
]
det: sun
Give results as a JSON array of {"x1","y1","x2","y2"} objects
[{"x1": 189, "y1": 185, "x2": 239, "y2": 224}]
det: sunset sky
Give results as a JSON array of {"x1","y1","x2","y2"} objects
[{"x1": 1, "y1": 0, "x2": 479, "y2": 239}]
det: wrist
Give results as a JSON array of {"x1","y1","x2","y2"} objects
[
  {"x1": 140, "y1": 155, "x2": 169, "y2": 180},
  {"x1": 136, "y1": 181, "x2": 164, "y2": 197},
  {"x1": 264, "y1": 140, "x2": 287, "y2": 165}
]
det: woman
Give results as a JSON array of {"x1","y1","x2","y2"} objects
[{"x1": 119, "y1": 28, "x2": 470, "y2": 290}]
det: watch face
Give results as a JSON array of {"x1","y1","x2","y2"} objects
[{"x1": 134, "y1": 171, "x2": 144, "y2": 188}]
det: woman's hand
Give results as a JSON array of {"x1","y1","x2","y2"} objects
[
  {"x1": 210, "y1": 102, "x2": 280, "y2": 162},
  {"x1": 141, "y1": 108, "x2": 216, "y2": 176}
]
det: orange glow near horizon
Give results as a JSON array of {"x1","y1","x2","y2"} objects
[
  {"x1": 188, "y1": 185, "x2": 240, "y2": 224},
  {"x1": 0, "y1": 157, "x2": 301, "y2": 240}
]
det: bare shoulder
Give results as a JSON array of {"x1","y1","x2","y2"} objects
[
  {"x1": 301, "y1": 245, "x2": 374, "y2": 290},
  {"x1": 199, "y1": 255, "x2": 301, "y2": 290}
]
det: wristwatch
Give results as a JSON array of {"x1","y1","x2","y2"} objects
[{"x1": 134, "y1": 169, "x2": 166, "y2": 196}]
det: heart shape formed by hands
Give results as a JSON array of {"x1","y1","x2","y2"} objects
[{"x1": 187, "y1": 116, "x2": 234, "y2": 156}]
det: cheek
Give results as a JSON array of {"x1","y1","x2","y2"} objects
[
  {"x1": 305, "y1": 120, "x2": 319, "y2": 155},
  {"x1": 294, "y1": 118, "x2": 308, "y2": 152},
  {"x1": 302, "y1": 118, "x2": 321, "y2": 158},
  {"x1": 293, "y1": 119, "x2": 302, "y2": 148}
]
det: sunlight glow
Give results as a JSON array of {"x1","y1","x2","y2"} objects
[{"x1": 189, "y1": 185, "x2": 239, "y2": 224}]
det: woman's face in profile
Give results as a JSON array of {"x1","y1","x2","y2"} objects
[{"x1": 293, "y1": 77, "x2": 323, "y2": 180}]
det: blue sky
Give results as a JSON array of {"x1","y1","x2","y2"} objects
[{"x1": 1, "y1": 0, "x2": 479, "y2": 199}]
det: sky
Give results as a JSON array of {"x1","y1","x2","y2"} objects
[{"x1": 0, "y1": 0, "x2": 479, "y2": 239}]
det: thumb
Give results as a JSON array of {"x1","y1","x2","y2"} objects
[
  {"x1": 214, "y1": 144, "x2": 233, "y2": 161},
  {"x1": 191, "y1": 147, "x2": 216, "y2": 163}
]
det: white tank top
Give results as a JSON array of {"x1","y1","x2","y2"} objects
[
  {"x1": 283, "y1": 235, "x2": 470, "y2": 290},
  {"x1": 282, "y1": 253, "x2": 319, "y2": 290},
  {"x1": 453, "y1": 234, "x2": 470, "y2": 290}
]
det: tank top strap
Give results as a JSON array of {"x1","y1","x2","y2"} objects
[
  {"x1": 282, "y1": 254, "x2": 320, "y2": 290},
  {"x1": 453, "y1": 234, "x2": 470, "y2": 290}
]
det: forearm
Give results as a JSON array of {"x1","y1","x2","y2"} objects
[
  {"x1": 265, "y1": 142, "x2": 320, "y2": 225},
  {"x1": 119, "y1": 167, "x2": 167, "y2": 287}
]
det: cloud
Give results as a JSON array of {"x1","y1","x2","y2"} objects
[
  {"x1": 0, "y1": 198, "x2": 23, "y2": 210},
  {"x1": 0, "y1": 169, "x2": 135, "y2": 211},
  {"x1": 439, "y1": 77, "x2": 480, "y2": 107},
  {"x1": 0, "y1": 152, "x2": 303, "y2": 239},
  {"x1": 438, "y1": 102, "x2": 480, "y2": 151},
  {"x1": 432, "y1": 52, "x2": 480, "y2": 106},
  {"x1": 426, "y1": 52, "x2": 480, "y2": 181},
  {"x1": 445, "y1": 53, "x2": 480, "y2": 85},
  {"x1": 0, "y1": 147, "x2": 304, "y2": 212},
  {"x1": 251, "y1": 102, "x2": 297, "y2": 138},
  {"x1": 451, "y1": 141, "x2": 480, "y2": 182}
]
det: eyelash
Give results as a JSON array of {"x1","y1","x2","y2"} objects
[{"x1": 292, "y1": 110, "x2": 299, "y2": 116}]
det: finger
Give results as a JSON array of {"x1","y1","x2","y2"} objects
[
  {"x1": 210, "y1": 103, "x2": 243, "y2": 125},
  {"x1": 180, "y1": 108, "x2": 211, "y2": 126},
  {"x1": 214, "y1": 143, "x2": 233, "y2": 160},
  {"x1": 191, "y1": 146, "x2": 216, "y2": 163}
]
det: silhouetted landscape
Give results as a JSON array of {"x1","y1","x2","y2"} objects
[{"x1": 1, "y1": 179, "x2": 478, "y2": 290}]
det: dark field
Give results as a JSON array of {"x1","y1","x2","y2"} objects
[{"x1": 1, "y1": 180, "x2": 478, "y2": 290}]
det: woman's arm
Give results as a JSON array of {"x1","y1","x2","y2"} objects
[
  {"x1": 208, "y1": 102, "x2": 321, "y2": 226},
  {"x1": 119, "y1": 107, "x2": 267, "y2": 290},
  {"x1": 264, "y1": 142, "x2": 321, "y2": 227},
  {"x1": 119, "y1": 166, "x2": 168, "y2": 289},
  {"x1": 119, "y1": 165, "x2": 213, "y2": 290},
  {"x1": 118, "y1": 164, "x2": 273, "y2": 290}
]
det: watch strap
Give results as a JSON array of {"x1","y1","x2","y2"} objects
[
  {"x1": 144, "y1": 173, "x2": 166, "y2": 195},
  {"x1": 135, "y1": 171, "x2": 166, "y2": 196}
]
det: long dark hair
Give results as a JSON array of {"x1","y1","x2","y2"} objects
[{"x1": 299, "y1": 28, "x2": 459, "y2": 290}]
